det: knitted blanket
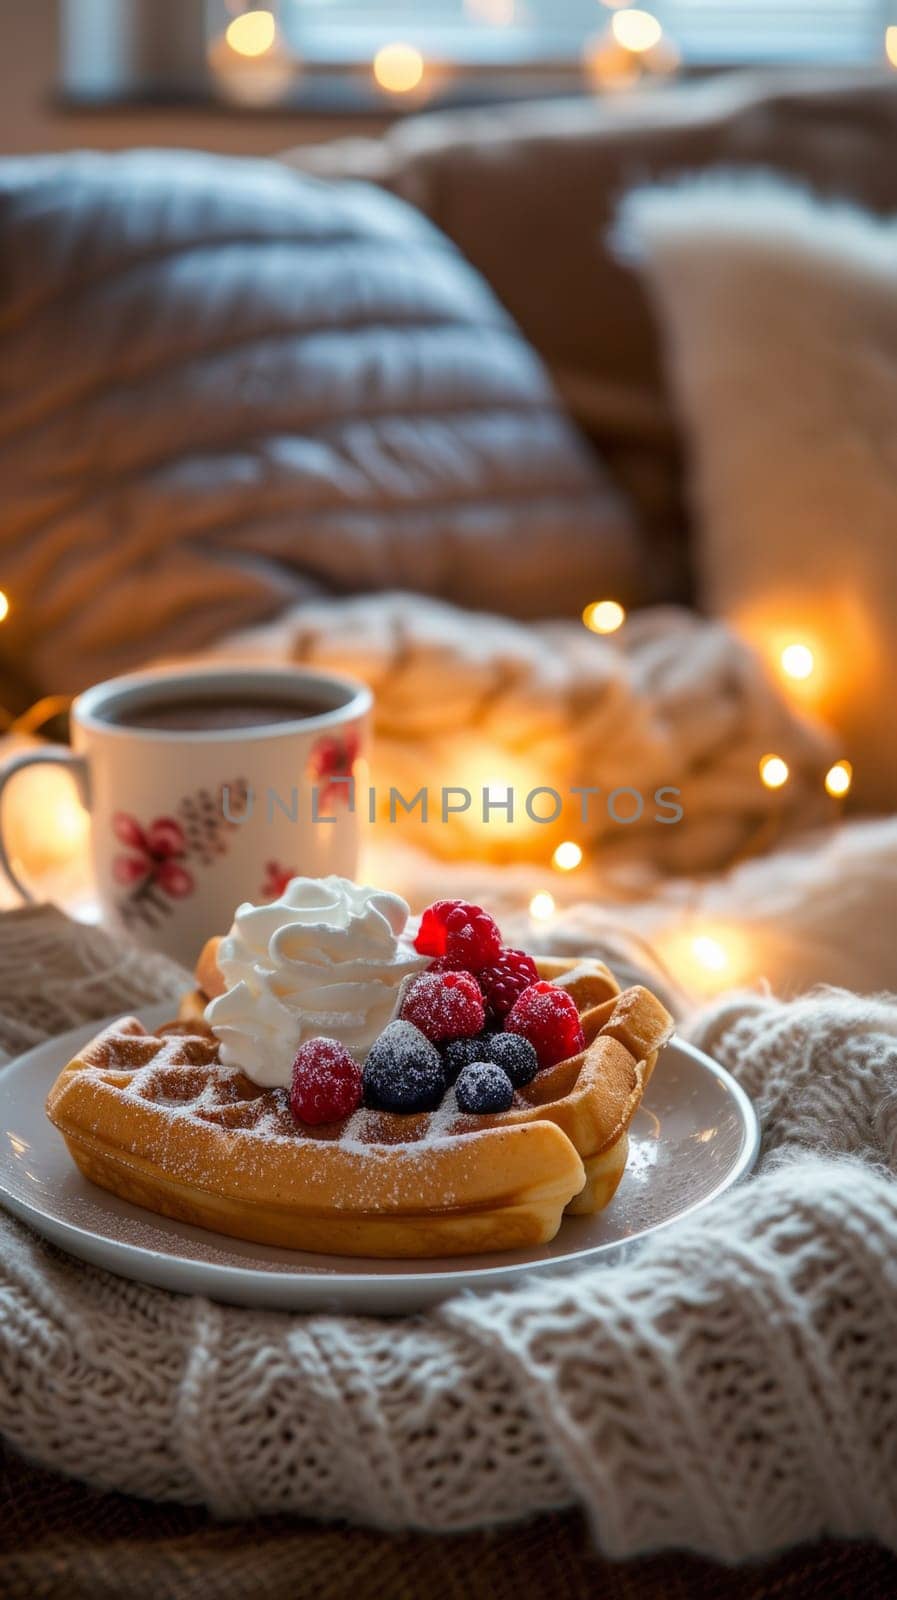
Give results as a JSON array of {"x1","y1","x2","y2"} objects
[
  {"x1": 204, "y1": 590, "x2": 835, "y2": 874},
  {"x1": 1, "y1": 905, "x2": 896, "y2": 1560}
]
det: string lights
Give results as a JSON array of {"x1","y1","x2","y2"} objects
[
  {"x1": 824, "y1": 760, "x2": 853, "y2": 799},
  {"x1": 690, "y1": 934, "x2": 729, "y2": 974},
  {"x1": 207, "y1": 1, "x2": 684, "y2": 110},
  {"x1": 225, "y1": 7, "x2": 276, "y2": 58},
  {"x1": 780, "y1": 642, "x2": 815, "y2": 681},
  {"x1": 584, "y1": 5, "x2": 677, "y2": 91},
  {"x1": 759, "y1": 754, "x2": 790, "y2": 790},
  {"x1": 610, "y1": 8, "x2": 663, "y2": 52},
  {"x1": 208, "y1": 3, "x2": 292, "y2": 105},
  {"x1": 656, "y1": 923, "x2": 753, "y2": 998},
  {"x1": 372, "y1": 41, "x2": 425, "y2": 94},
  {"x1": 552, "y1": 840, "x2": 583, "y2": 872},
  {"x1": 582, "y1": 599, "x2": 626, "y2": 634},
  {"x1": 529, "y1": 891, "x2": 556, "y2": 922}
]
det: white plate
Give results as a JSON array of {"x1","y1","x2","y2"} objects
[{"x1": 0, "y1": 1003, "x2": 759, "y2": 1314}]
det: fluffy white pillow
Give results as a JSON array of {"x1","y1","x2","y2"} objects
[{"x1": 619, "y1": 174, "x2": 897, "y2": 810}]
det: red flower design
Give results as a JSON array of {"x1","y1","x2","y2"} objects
[
  {"x1": 309, "y1": 731, "x2": 360, "y2": 810},
  {"x1": 112, "y1": 812, "x2": 194, "y2": 900},
  {"x1": 261, "y1": 860, "x2": 297, "y2": 901}
]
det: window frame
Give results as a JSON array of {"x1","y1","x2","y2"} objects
[{"x1": 58, "y1": 0, "x2": 897, "y2": 116}]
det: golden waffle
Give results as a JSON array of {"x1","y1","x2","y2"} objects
[{"x1": 46, "y1": 957, "x2": 672, "y2": 1259}]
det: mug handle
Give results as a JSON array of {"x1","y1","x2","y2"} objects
[{"x1": 0, "y1": 746, "x2": 90, "y2": 903}]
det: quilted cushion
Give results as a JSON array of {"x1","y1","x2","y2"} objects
[{"x1": 0, "y1": 150, "x2": 637, "y2": 695}]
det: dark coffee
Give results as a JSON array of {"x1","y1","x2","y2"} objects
[{"x1": 113, "y1": 697, "x2": 324, "y2": 733}]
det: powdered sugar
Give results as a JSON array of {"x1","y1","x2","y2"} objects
[
  {"x1": 399, "y1": 969, "x2": 484, "y2": 1041},
  {"x1": 86, "y1": 1020, "x2": 486, "y2": 1173}
]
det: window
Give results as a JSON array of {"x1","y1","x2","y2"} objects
[
  {"x1": 273, "y1": 0, "x2": 892, "y2": 67},
  {"x1": 61, "y1": 1, "x2": 897, "y2": 110},
  {"x1": 661, "y1": 2, "x2": 889, "y2": 65}
]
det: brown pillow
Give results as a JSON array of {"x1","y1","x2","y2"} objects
[{"x1": 290, "y1": 72, "x2": 897, "y2": 602}]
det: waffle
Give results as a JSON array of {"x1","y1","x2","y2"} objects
[{"x1": 46, "y1": 956, "x2": 672, "y2": 1259}]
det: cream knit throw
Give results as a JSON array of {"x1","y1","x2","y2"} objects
[
  {"x1": 205, "y1": 591, "x2": 835, "y2": 875},
  {"x1": 1, "y1": 906, "x2": 896, "y2": 1560}
]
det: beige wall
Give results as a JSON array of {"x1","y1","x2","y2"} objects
[{"x1": 1, "y1": 0, "x2": 382, "y2": 156}]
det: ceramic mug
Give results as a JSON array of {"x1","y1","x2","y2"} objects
[{"x1": 0, "y1": 665, "x2": 372, "y2": 965}]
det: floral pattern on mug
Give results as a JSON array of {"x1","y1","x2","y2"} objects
[
  {"x1": 309, "y1": 730, "x2": 360, "y2": 810},
  {"x1": 260, "y1": 860, "x2": 298, "y2": 901},
  {"x1": 112, "y1": 779, "x2": 249, "y2": 928},
  {"x1": 112, "y1": 813, "x2": 194, "y2": 907}
]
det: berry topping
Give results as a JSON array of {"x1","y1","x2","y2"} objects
[
  {"x1": 442, "y1": 1034, "x2": 488, "y2": 1083},
  {"x1": 504, "y1": 982, "x2": 585, "y2": 1069},
  {"x1": 478, "y1": 1031, "x2": 539, "y2": 1088},
  {"x1": 399, "y1": 970, "x2": 485, "y2": 1042},
  {"x1": 477, "y1": 948, "x2": 540, "y2": 1021},
  {"x1": 414, "y1": 900, "x2": 502, "y2": 972},
  {"x1": 443, "y1": 1031, "x2": 538, "y2": 1086},
  {"x1": 290, "y1": 1039, "x2": 363, "y2": 1126},
  {"x1": 455, "y1": 1061, "x2": 515, "y2": 1115},
  {"x1": 363, "y1": 1021, "x2": 445, "y2": 1114}
]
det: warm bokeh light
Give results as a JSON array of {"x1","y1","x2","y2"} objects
[
  {"x1": 439, "y1": 749, "x2": 554, "y2": 855},
  {"x1": 0, "y1": 590, "x2": 8, "y2": 623},
  {"x1": 484, "y1": 780, "x2": 512, "y2": 808},
  {"x1": 53, "y1": 793, "x2": 91, "y2": 852},
  {"x1": 759, "y1": 754, "x2": 790, "y2": 790},
  {"x1": 611, "y1": 8, "x2": 663, "y2": 52},
  {"x1": 4, "y1": 763, "x2": 90, "y2": 877},
  {"x1": 656, "y1": 923, "x2": 753, "y2": 998},
  {"x1": 825, "y1": 760, "x2": 853, "y2": 798},
  {"x1": 582, "y1": 599, "x2": 626, "y2": 634},
  {"x1": 887, "y1": 26, "x2": 897, "y2": 67},
  {"x1": 552, "y1": 840, "x2": 583, "y2": 872},
  {"x1": 582, "y1": 34, "x2": 641, "y2": 90},
  {"x1": 691, "y1": 934, "x2": 729, "y2": 974},
  {"x1": 373, "y1": 42, "x2": 425, "y2": 94},
  {"x1": 225, "y1": 8, "x2": 276, "y2": 58},
  {"x1": 529, "y1": 891, "x2": 556, "y2": 922},
  {"x1": 734, "y1": 590, "x2": 876, "y2": 731},
  {"x1": 780, "y1": 642, "x2": 815, "y2": 681},
  {"x1": 471, "y1": 758, "x2": 543, "y2": 843}
]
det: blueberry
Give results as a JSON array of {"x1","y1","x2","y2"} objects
[
  {"x1": 455, "y1": 1061, "x2": 514, "y2": 1115},
  {"x1": 363, "y1": 1021, "x2": 445, "y2": 1114},
  {"x1": 442, "y1": 1035, "x2": 487, "y2": 1084},
  {"x1": 481, "y1": 1031, "x2": 539, "y2": 1088}
]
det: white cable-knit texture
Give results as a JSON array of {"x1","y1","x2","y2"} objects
[{"x1": 1, "y1": 907, "x2": 896, "y2": 1558}]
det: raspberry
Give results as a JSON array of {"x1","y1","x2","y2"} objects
[
  {"x1": 477, "y1": 948, "x2": 540, "y2": 1022},
  {"x1": 426, "y1": 955, "x2": 469, "y2": 974},
  {"x1": 455, "y1": 1061, "x2": 514, "y2": 1115},
  {"x1": 290, "y1": 1038, "x2": 362, "y2": 1125},
  {"x1": 399, "y1": 970, "x2": 485, "y2": 1042},
  {"x1": 504, "y1": 982, "x2": 585, "y2": 1069},
  {"x1": 363, "y1": 1021, "x2": 445, "y2": 1113},
  {"x1": 414, "y1": 900, "x2": 502, "y2": 972}
]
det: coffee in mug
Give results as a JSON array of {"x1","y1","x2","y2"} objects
[{"x1": 0, "y1": 666, "x2": 372, "y2": 964}]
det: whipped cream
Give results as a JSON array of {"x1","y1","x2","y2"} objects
[{"x1": 204, "y1": 876, "x2": 428, "y2": 1086}]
